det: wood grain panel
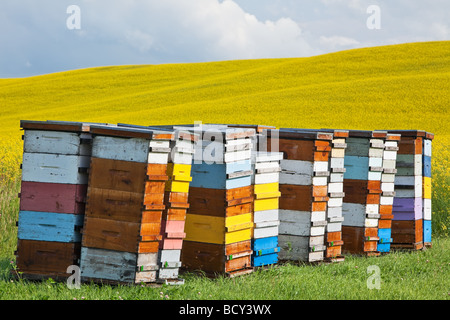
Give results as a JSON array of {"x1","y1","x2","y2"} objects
[
  {"x1": 19, "y1": 181, "x2": 87, "y2": 214},
  {"x1": 16, "y1": 239, "x2": 80, "y2": 276},
  {"x1": 85, "y1": 188, "x2": 144, "y2": 223},
  {"x1": 181, "y1": 240, "x2": 252, "y2": 274},
  {"x1": 279, "y1": 184, "x2": 313, "y2": 211},
  {"x1": 81, "y1": 217, "x2": 141, "y2": 253},
  {"x1": 88, "y1": 158, "x2": 147, "y2": 193}
]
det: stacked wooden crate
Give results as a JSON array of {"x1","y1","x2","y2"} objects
[
  {"x1": 340, "y1": 130, "x2": 389, "y2": 256},
  {"x1": 312, "y1": 129, "x2": 349, "y2": 262},
  {"x1": 267, "y1": 129, "x2": 333, "y2": 263},
  {"x1": 146, "y1": 125, "x2": 198, "y2": 283},
  {"x1": 422, "y1": 132, "x2": 434, "y2": 248},
  {"x1": 386, "y1": 130, "x2": 433, "y2": 250},
  {"x1": 251, "y1": 152, "x2": 283, "y2": 267},
  {"x1": 376, "y1": 133, "x2": 401, "y2": 253},
  {"x1": 324, "y1": 130, "x2": 349, "y2": 262},
  {"x1": 181, "y1": 125, "x2": 256, "y2": 277},
  {"x1": 221, "y1": 124, "x2": 276, "y2": 154},
  {"x1": 79, "y1": 124, "x2": 173, "y2": 284},
  {"x1": 116, "y1": 123, "x2": 199, "y2": 282},
  {"x1": 279, "y1": 128, "x2": 349, "y2": 262},
  {"x1": 15, "y1": 120, "x2": 94, "y2": 280},
  {"x1": 213, "y1": 124, "x2": 282, "y2": 268}
]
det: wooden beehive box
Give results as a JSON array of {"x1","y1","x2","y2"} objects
[
  {"x1": 201, "y1": 123, "x2": 282, "y2": 268},
  {"x1": 79, "y1": 124, "x2": 173, "y2": 284},
  {"x1": 386, "y1": 130, "x2": 434, "y2": 250},
  {"x1": 251, "y1": 152, "x2": 283, "y2": 267},
  {"x1": 140, "y1": 124, "x2": 199, "y2": 283},
  {"x1": 178, "y1": 125, "x2": 256, "y2": 277},
  {"x1": 279, "y1": 128, "x2": 350, "y2": 262},
  {"x1": 313, "y1": 129, "x2": 351, "y2": 261},
  {"x1": 376, "y1": 133, "x2": 401, "y2": 253},
  {"x1": 340, "y1": 129, "x2": 390, "y2": 256},
  {"x1": 15, "y1": 120, "x2": 100, "y2": 280},
  {"x1": 268, "y1": 129, "x2": 333, "y2": 263},
  {"x1": 422, "y1": 132, "x2": 433, "y2": 247}
]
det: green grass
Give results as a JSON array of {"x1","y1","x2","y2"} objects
[
  {"x1": 0, "y1": 168, "x2": 448, "y2": 300},
  {"x1": 1, "y1": 238, "x2": 449, "y2": 300}
]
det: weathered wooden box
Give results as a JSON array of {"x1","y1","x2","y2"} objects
[
  {"x1": 341, "y1": 226, "x2": 379, "y2": 255},
  {"x1": 181, "y1": 240, "x2": 253, "y2": 277},
  {"x1": 386, "y1": 130, "x2": 434, "y2": 250},
  {"x1": 18, "y1": 211, "x2": 83, "y2": 243},
  {"x1": 80, "y1": 247, "x2": 160, "y2": 284},
  {"x1": 251, "y1": 151, "x2": 283, "y2": 267},
  {"x1": 269, "y1": 129, "x2": 333, "y2": 263},
  {"x1": 19, "y1": 181, "x2": 87, "y2": 214},
  {"x1": 188, "y1": 186, "x2": 253, "y2": 217},
  {"x1": 15, "y1": 239, "x2": 80, "y2": 280},
  {"x1": 15, "y1": 120, "x2": 99, "y2": 280},
  {"x1": 339, "y1": 129, "x2": 390, "y2": 256},
  {"x1": 79, "y1": 124, "x2": 173, "y2": 284}
]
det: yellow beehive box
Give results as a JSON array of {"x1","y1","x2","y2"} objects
[
  {"x1": 165, "y1": 163, "x2": 192, "y2": 192},
  {"x1": 423, "y1": 177, "x2": 432, "y2": 199},
  {"x1": 184, "y1": 213, "x2": 253, "y2": 244},
  {"x1": 254, "y1": 197, "x2": 279, "y2": 212},
  {"x1": 254, "y1": 182, "x2": 279, "y2": 194}
]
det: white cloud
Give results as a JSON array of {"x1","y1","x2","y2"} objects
[
  {"x1": 1, "y1": 0, "x2": 450, "y2": 77},
  {"x1": 430, "y1": 23, "x2": 450, "y2": 40},
  {"x1": 183, "y1": 0, "x2": 316, "y2": 59},
  {"x1": 84, "y1": 0, "x2": 317, "y2": 61},
  {"x1": 319, "y1": 35, "x2": 359, "y2": 50},
  {"x1": 320, "y1": 0, "x2": 365, "y2": 11},
  {"x1": 124, "y1": 29, "x2": 155, "y2": 53}
]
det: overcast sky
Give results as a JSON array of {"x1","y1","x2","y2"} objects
[{"x1": 1, "y1": 0, "x2": 449, "y2": 78}]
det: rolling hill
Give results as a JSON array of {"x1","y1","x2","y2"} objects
[{"x1": 0, "y1": 41, "x2": 449, "y2": 184}]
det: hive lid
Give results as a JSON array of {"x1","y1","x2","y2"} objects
[
  {"x1": 281, "y1": 127, "x2": 350, "y2": 138},
  {"x1": 271, "y1": 128, "x2": 333, "y2": 140},
  {"x1": 89, "y1": 123, "x2": 159, "y2": 139},
  {"x1": 20, "y1": 120, "x2": 108, "y2": 133},
  {"x1": 384, "y1": 129, "x2": 434, "y2": 140}
]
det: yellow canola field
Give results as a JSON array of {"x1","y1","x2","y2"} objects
[{"x1": 0, "y1": 41, "x2": 449, "y2": 191}]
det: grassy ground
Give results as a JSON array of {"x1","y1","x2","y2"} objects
[
  {"x1": 0, "y1": 41, "x2": 449, "y2": 300},
  {"x1": 1, "y1": 238, "x2": 448, "y2": 300}
]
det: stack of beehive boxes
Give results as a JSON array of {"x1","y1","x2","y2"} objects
[
  {"x1": 278, "y1": 128, "x2": 349, "y2": 262},
  {"x1": 79, "y1": 124, "x2": 173, "y2": 284},
  {"x1": 16, "y1": 120, "x2": 94, "y2": 280},
  {"x1": 341, "y1": 130, "x2": 388, "y2": 256},
  {"x1": 376, "y1": 133, "x2": 401, "y2": 253},
  {"x1": 148, "y1": 125, "x2": 198, "y2": 283},
  {"x1": 422, "y1": 132, "x2": 434, "y2": 248},
  {"x1": 251, "y1": 151, "x2": 283, "y2": 267},
  {"x1": 181, "y1": 125, "x2": 256, "y2": 277},
  {"x1": 268, "y1": 129, "x2": 332, "y2": 263},
  {"x1": 387, "y1": 130, "x2": 432, "y2": 250},
  {"x1": 320, "y1": 129, "x2": 349, "y2": 262},
  {"x1": 214, "y1": 124, "x2": 282, "y2": 268}
]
